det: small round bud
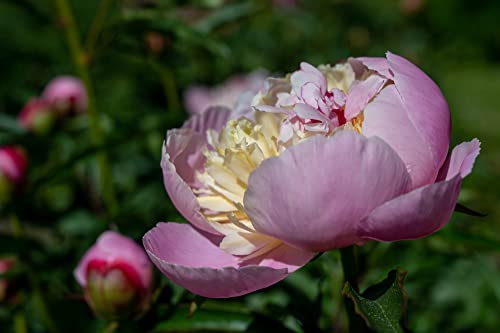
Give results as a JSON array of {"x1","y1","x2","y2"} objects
[
  {"x1": 42, "y1": 76, "x2": 87, "y2": 115},
  {"x1": 0, "y1": 147, "x2": 27, "y2": 203},
  {"x1": 74, "y1": 231, "x2": 153, "y2": 320},
  {"x1": 18, "y1": 98, "x2": 56, "y2": 135}
]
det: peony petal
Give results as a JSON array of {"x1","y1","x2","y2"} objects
[
  {"x1": 143, "y1": 223, "x2": 313, "y2": 298},
  {"x1": 294, "y1": 103, "x2": 330, "y2": 122},
  {"x1": 184, "y1": 86, "x2": 213, "y2": 115},
  {"x1": 444, "y1": 139, "x2": 481, "y2": 181},
  {"x1": 244, "y1": 131, "x2": 411, "y2": 252},
  {"x1": 291, "y1": 62, "x2": 327, "y2": 97},
  {"x1": 219, "y1": 231, "x2": 280, "y2": 256},
  {"x1": 254, "y1": 104, "x2": 293, "y2": 115},
  {"x1": 358, "y1": 175, "x2": 462, "y2": 242},
  {"x1": 162, "y1": 130, "x2": 219, "y2": 234},
  {"x1": 344, "y1": 74, "x2": 386, "y2": 120},
  {"x1": 386, "y1": 52, "x2": 451, "y2": 173},
  {"x1": 363, "y1": 85, "x2": 436, "y2": 188},
  {"x1": 183, "y1": 106, "x2": 232, "y2": 135},
  {"x1": 354, "y1": 57, "x2": 393, "y2": 78}
]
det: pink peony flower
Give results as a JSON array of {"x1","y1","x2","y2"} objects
[
  {"x1": 143, "y1": 52, "x2": 480, "y2": 298},
  {"x1": 42, "y1": 76, "x2": 87, "y2": 114},
  {"x1": 0, "y1": 258, "x2": 15, "y2": 302},
  {"x1": 184, "y1": 71, "x2": 267, "y2": 115},
  {"x1": 75, "y1": 231, "x2": 153, "y2": 320},
  {"x1": 18, "y1": 98, "x2": 56, "y2": 134}
]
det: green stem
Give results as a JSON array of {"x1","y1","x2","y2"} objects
[
  {"x1": 84, "y1": 0, "x2": 114, "y2": 56},
  {"x1": 340, "y1": 246, "x2": 367, "y2": 333},
  {"x1": 53, "y1": 0, "x2": 118, "y2": 215},
  {"x1": 9, "y1": 215, "x2": 24, "y2": 238},
  {"x1": 150, "y1": 61, "x2": 181, "y2": 113},
  {"x1": 340, "y1": 246, "x2": 359, "y2": 292},
  {"x1": 28, "y1": 271, "x2": 60, "y2": 333},
  {"x1": 13, "y1": 311, "x2": 27, "y2": 333}
]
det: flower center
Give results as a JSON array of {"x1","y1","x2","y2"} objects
[
  {"x1": 193, "y1": 62, "x2": 369, "y2": 257},
  {"x1": 195, "y1": 113, "x2": 283, "y2": 257}
]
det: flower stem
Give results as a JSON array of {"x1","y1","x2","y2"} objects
[
  {"x1": 9, "y1": 214, "x2": 23, "y2": 238},
  {"x1": 84, "y1": 0, "x2": 114, "y2": 56},
  {"x1": 29, "y1": 271, "x2": 60, "y2": 333},
  {"x1": 340, "y1": 246, "x2": 368, "y2": 333},
  {"x1": 53, "y1": 0, "x2": 118, "y2": 216},
  {"x1": 13, "y1": 311, "x2": 27, "y2": 333},
  {"x1": 150, "y1": 61, "x2": 181, "y2": 113}
]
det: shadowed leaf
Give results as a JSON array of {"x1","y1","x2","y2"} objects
[{"x1": 343, "y1": 268, "x2": 409, "y2": 333}]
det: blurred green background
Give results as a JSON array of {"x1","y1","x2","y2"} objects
[{"x1": 0, "y1": 0, "x2": 499, "y2": 332}]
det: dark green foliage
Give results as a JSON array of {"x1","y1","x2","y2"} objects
[{"x1": 0, "y1": 0, "x2": 499, "y2": 332}]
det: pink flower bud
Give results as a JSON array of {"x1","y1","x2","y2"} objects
[
  {"x1": 42, "y1": 76, "x2": 87, "y2": 114},
  {"x1": 0, "y1": 258, "x2": 15, "y2": 302},
  {"x1": 18, "y1": 98, "x2": 56, "y2": 134},
  {"x1": 74, "y1": 231, "x2": 153, "y2": 320},
  {"x1": 0, "y1": 147, "x2": 27, "y2": 203}
]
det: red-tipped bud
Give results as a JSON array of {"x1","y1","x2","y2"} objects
[
  {"x1": 74, "y1": 231, "x2": 153, "y2": 320},
  {"x1": 18, "y1": 98, "x2": 56, "y2": 135},
  {"x1": 0, "y1": 258, "x2": 15, "y2": 302},
  {"x1": 0, "y1": 147, "x2": 27, "y2": 203}
]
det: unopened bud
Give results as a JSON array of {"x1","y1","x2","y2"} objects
[
  {"x1": 42, "y1": 76, "x2": 87, "y2": 115},
  {"x1": 0, "y1": 147, "x2": 27, "y2": 203},
  {"x1": 74, "y1": 231, "x2": 153, "y2": 320},
  {"x1": 18, "y1": 98, "x2": 56, "y2": 135}
]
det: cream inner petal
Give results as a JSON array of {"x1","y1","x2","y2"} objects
[{"x1": 195, "y1": 112, "x2": 283, "y2": 257}]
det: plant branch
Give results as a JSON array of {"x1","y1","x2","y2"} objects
[
  {"x1": 53, "y1": 0, "x2": 118, "y2": 216},
  {"x1": 84, "y1": 0, "x2": 115, "y2": 56}
]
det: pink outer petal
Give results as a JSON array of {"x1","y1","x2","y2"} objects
[
  {"x1": 182, "y1": 106, "x2": 232, "y2": 134},
  {"x1": 184, "y1": 86, "x2": 211, "y2": 115},
  {"x1": 363, "y1": 85, "x2": 436, "y2": 188},
  {"x1": 344, "y1": 74, "x2": 386, "y2": 120},
  {"x1": 440, "y1": 139, "x2": 481, "y2": 181},
  {"x1": 386, "y1": 52, "x2": 451, "y2": 173},
  {"x1": 358, "y1": 138, "x2": 480, "y2": 242},
  {"x1": 162, "y1": 130, "x2": 220, "y2": 235},
  {"x1": 74, "y1": 231, "x2": 152, "y2": 289},
  {"x1": 163, "y1": 107, "x2": 233, "y2": 235},
  {"x1": 143, "y1": 223, "x2": 314, "y2": 298},
  {"x1": 354, "y1": 57, "x2": 393, "y2": 78},
  {"x1": 244, "y1": 131, "x2": 412, "y2": 252},
  {"x1": 358, "y1": 175, "x2": 461, "y2": 242}
]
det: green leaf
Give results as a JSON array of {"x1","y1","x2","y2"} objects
[
  {"x1": 0, "y1": 112, "x2": 25, "y2": 134},
  {"x1": 342, "y1": 268, "x2": 409, "y2": 333},
  {"x1": 195, "y1": 2, "x2": 261, "y2": 33},
  {"x1": 154, "y1": 307, "x2": 252, "y2": 332}
]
